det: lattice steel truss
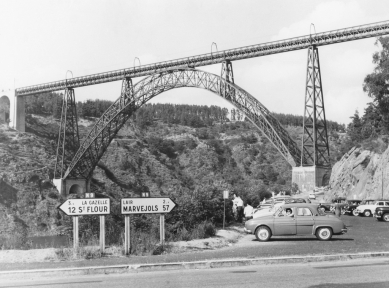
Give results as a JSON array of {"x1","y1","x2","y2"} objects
[
  {"x1": 301, "y1": 46, "x2": 330, "y2": 167},
  {"x1": 220, "y1": 60, "x2": 234, "y2": 98},
  {"x1": 63, "y1": 69, "x2": 302, "y2": 179},
  {"x1": 16, "y1": 20, "x2": 389, "y2": 96},
  {"x1": 54, "y1": 89, "x2": 80, "y2": 178}
]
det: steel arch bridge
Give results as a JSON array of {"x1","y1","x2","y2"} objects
[{"x1": 63, "y1": 68, "x2": 303, "y2": 180}]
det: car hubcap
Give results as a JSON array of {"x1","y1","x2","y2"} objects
[
  {"x1": 258, "y1": 229, "x2": 268, "y2": 240},
  {"x1": 365, "y1": 211, "x2": 371, "y2": 216},
  {"x1": 353, "y1": 210, "x2": 359, "y2": 216},
  {"x1": 320, "y1": 229, "x2": 330, "y2": 239},
  {"x1": 384, "y1": 215, "x2": 389, "y2": 221}
]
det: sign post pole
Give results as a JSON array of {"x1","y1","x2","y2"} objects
[
  {"x1": 222, "y1": 190, "x2": 229, "y2": 230},
  {"x1": 73, "y1": 216, "x2": 79, "y2": 249},
  {"x1": 124, "y1": 215, "x2": 130, "y2": 255},
  {"x1": 160, "y1": 214, "x2": 165, "y2": 245},
  {"x1": 99, "y1": 215, "x2": 105, "y2": 252}
]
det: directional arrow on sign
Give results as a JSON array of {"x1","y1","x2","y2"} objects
[
  {"x1": 121, "y1": 197, "x2": 177, "y2": 215},
  {"x1": 58, "y1": 198, "x2": 111, "y2": 216}
]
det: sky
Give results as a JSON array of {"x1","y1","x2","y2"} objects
[{"x1": 1, "y1": 0, "x2": 389, "y2": 125}]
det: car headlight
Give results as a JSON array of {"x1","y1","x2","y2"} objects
[{"x1": 377, "y1": 211, "x2": 382, "y2": 215}]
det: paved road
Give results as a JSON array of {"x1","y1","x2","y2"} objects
[
  {"x1": 1, "y1": 215, "x2": 388, "y2": 273},
  {"x1": 2, "y1": 257, "x2": 389, "y2": 288}
]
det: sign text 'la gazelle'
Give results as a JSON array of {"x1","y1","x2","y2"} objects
[
  {"x1": 121, "y1": 197, "x2": 177, "y2": 215},
  {"x1": 58, "y1": 198, "x2": 111, "y2": 216}
]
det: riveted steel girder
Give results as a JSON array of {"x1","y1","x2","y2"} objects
[
  {"x1": 63, "y1": 69, "x2": 302, "y2": 179},
  {"x1": 54, "y1": 89, "x2": 80, "y2": 178},
  {"x1": 301, "y1": 46, "x2": 330, "y2": 168},
  {"x1": 16, "y1": 20, "x2": 389, "y2": 96}
]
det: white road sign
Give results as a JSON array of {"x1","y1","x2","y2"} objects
[
  {"x1": 58, "y1": 198, "x2": 111, "y2": 216},
  {"x1": 121, "y1": 197, "x2": 177, "y2": 215}
]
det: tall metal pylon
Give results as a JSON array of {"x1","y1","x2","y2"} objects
[
  {"x1": 301, "y1": 46, "x2": 330, "y2": 167},
  {"x1": 220, "y1": 60, "x2": 235, "y2": 99},
  {"x1": 54, "y1": 88, "x2": 80, "y2": 179}
]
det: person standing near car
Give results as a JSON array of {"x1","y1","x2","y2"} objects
[
  {"x1": 233, "y1": 194, "x2": 244, "y2": 222},
  {"x1": 334, "y1": 202, "x2": 341, "y2": 218},
  {"x1": 244, "y1": 201, "x2": 254, "y2": 220}
]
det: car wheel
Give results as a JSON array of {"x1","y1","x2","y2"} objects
[
  {"x1": 364, "y1": 210, "x2": 372, "y2": 217},
  {"x1": 352, "y1": 209, "x2": 359, "y2": 216},
  {"x1": 255, "y1": 226, "x2": 272, "y2": 242},
  {"x1": 316, "y1": 227, "x2": 333, "y2": 241},
  {"x1": 383, "y1": 213, "x2": 389, "y2": 222}
]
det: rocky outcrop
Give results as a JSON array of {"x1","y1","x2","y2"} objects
[{"x1": 329, "y1": 146, "x2": 389, "y2": 201}]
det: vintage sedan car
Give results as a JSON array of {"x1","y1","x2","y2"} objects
[
  {"x1": 244, "y1": 203, "x2": 347, "y2": 241},
  {"x1": 354, "y1": 200, "x2": 389, "y2": 217},
  {"x1": 342, "y1": 200, "x2": 362, "y2": 216}
]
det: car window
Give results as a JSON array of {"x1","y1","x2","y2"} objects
[
  {"x1": 385, "y1": 202, "x2": 389, "y2": 206},
  {"x1": 378, "y1": 202, "x2": 384, "y2": 206},
  {"x1": 297, "y1": 208, "x2": 312, "y2": 216},
  {"x1": 317, "y1": 207, "x2": 326, "y2": 216}
]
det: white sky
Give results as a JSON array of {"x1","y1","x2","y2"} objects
[{"x1": 1, "y1": 0, "x2": 388, "y2": 124}]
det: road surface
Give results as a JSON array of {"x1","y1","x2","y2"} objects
[{"x1": 2, "y1": 257, "x2": 389, "y2": 288}]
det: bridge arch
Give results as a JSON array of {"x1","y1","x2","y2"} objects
[{"x1": 64, "y1": 68, "x2": 303, "y2": 179}]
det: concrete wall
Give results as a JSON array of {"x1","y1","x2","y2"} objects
[
  {"x1": 292, "y1": 166, "x2": 330, "y2": 193},
  {"x1": 1, "y1": 89, "x2": 25, "y2": 132},
  {"x1": 53, "y1": 178, "x2": 90, "y2": 197}
]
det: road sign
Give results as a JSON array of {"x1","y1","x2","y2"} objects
[
  {"x1": 223, "y1": 190, "x2": 229, "y2": 199},
  {"x1": 121, "y1": 197, "x2": 177, "y2": 215},
  {"x1": 58, "y1": 198, "x2": 111, "y2": 216}
]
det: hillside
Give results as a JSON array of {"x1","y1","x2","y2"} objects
[{"x1": 0, "y1": 109, "x2": 344, "y2": 247}]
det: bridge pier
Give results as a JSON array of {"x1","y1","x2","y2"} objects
[
  {"x1": 53, "y1": 178, "x2": 90, "y2": 197},
  {"x1": 292, "y1": 166, "x2": 330, "y2": 193},
  {"x1": 1, "y1": 89, "x2": 25, "y2": 132}
]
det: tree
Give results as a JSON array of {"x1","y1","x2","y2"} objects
[{"x1": 363, "y1": 37, "x2": 389, "y2": 134}]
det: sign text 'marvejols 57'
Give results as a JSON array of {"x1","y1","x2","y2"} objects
[{"x1": 121, "y1": 197, "x2": 177, "y2": 215}]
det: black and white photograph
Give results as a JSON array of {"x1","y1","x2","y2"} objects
[{"x1": 1, "y1": 0, "x2": 389, "y2": 287}]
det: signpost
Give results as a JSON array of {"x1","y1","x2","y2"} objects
[
  {"x1": 58, "y1": 198, "x2": 111, "y2": 250},
  {"x1": 223, "y1": 190, "x2": 229, "y2": 230},
  {"x1": 121, "y1": 197, "x2": 177, "y2": 254}
]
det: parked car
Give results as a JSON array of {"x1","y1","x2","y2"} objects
[
  {"x1": 319, "y1": 197, "x2": 347, "y2": 213},
  {"x1": 354, "y1": 200, "x2": 389, "y2": 217},
  {"x1": 374, "y1": 206, "x2": 389, "y2": 222},
  {"x1": 244, "y1": 203, "x2": 347, "y2": 241},
  {"x1": 342, "y1": 200, "x2": 362, "y2": 216},
  {"x1": 309, "y1": 193, "x2": 316, "y2": 199}
]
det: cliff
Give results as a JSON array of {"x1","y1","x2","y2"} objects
[{"x1": 329, "y1": 145, "x2": 389, "y2": 201}]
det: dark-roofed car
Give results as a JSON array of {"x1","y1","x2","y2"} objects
[{"x1": 244, "y1": 203, "x2": 347, "y2": 241}]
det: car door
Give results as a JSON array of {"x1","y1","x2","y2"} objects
[
  {"x1": 296, "y1": 207, "x2": 315, "y2": 235},
  {"x1": 273, "y1": 208, "x2": 296, "y2": 236}
]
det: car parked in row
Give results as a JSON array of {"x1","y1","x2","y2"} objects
[
  {"x1": 245, "y1": 203, "x2": 347, "y2": 241},
  {"x1": 374, "y1": 206, "x2": 389, "y2": 222},
  {"x1": 354, "y1": 200, "x2": 389, "y2": 217},
  {"x1": 342, "y1": 200, "x2": 362, "y2": 216}
]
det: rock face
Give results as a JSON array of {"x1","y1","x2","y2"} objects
[{"x1": 329, "y1": 146, "x2": 389, "y2": 201}]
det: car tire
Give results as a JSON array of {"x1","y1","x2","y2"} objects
[
  {"x1": 316, "y1": 227, "x2": 333, "y2": 241},
  {"x1": 352, "y1": 209, "x2": 359, "y2": 216},
  {"x1": 383, "y1": 213, "x2": 389, "y2": 222},
  {"x1": 255, "y1": 226, "x2": 272, "y2": 242},
  {"x1": 363, "y1": 210, "x2": 372, "y2": 217}
]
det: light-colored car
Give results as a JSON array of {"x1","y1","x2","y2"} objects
[
  {"x1": 309, "y1": 193, "x2": 316, "y2": 199},
  {"x1": 354, "y1": 200, "x2": 389, "y2": 217},
  {"x1": 244, "y1": 203, "x2": 347, "y2": 241}
]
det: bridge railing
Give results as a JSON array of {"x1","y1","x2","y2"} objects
[{"x1": 15, "y1": 20, "x2": 389, "y2": 96}]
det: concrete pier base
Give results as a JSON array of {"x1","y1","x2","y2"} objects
[
  {"x1": 53, "y1": 178, "x2": 90, "y2": 197},
  {"x1": 292, "y1": 166, "x2": 331, "y2": 193}
]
